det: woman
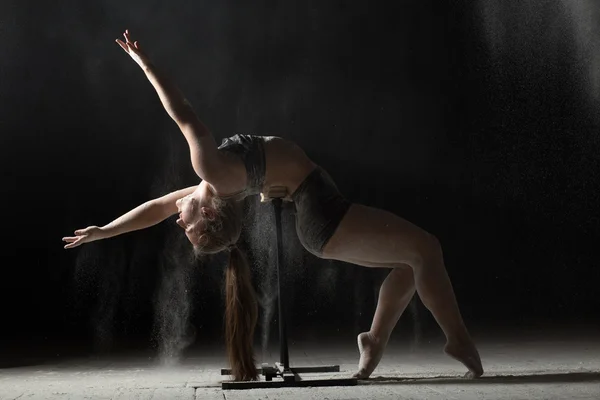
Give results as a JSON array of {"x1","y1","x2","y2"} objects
[{"x1": 63, "y1": 30, "x2": 483, "y2": 382}]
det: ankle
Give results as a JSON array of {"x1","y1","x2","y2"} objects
[
  {"x1": 364, "y1": 331, "x2": 385, "y2": 345},
  {"x1": 446, "y1": 333, "x2": 473, "y2": 347}
]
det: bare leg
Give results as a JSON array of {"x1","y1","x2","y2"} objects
[
  {"x1": 418, "y1": 237, "x2": 483, "y2": 378},
  {"x1": 343, "y1": 261, "x2": 416, "y2": 378},
  {"x1": 322, "y1": 204, "x2": 483, "y2": 378}
]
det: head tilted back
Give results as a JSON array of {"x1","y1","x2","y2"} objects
[{"x1": 192, "y1": 196, "x2": 244, "y2": 256}]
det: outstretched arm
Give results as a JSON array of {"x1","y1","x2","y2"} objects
[
  {"x1": 115, "y1": 30, "x2": 228, "y2": 183},
  {"x1": 62, "y1": 186, "x2": 196, "y2": 249}
]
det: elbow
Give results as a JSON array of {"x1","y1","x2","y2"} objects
[
  {"x1": 189, "y1": 150, "x2": 225, "y2": 184},
  {"x1": 190, "y1": 157, "x2": 206, "y2": 180},
  {"x1": 191, "y1": 161, "x2": 218, "y2": 183}
]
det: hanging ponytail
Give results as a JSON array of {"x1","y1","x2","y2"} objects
[
  {"x1": 224, "y1": 245, "x2": 258, "y2": 381},
  {"x1": 189, "y1": 195, "x2": 256, "y2": 381}
]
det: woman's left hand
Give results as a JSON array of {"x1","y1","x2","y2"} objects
[{"x1": 116, "y1": 29, "x2": 150, "y2": 68}]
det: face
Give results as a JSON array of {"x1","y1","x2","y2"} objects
[{"x1": 175, "y1": 184, "x2": 216, "y2": 245}]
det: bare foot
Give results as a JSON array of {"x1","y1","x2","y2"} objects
[
  {"x1": 444, "y1": 339, "x2": 484, "y2": 378},
  {"x1": 352, "y1": 332, "x2": 386, "y2": 379}
]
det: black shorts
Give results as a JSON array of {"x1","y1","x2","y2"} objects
[{"x1": 291, "y1": 167, "x2": 351, "y2": 256}]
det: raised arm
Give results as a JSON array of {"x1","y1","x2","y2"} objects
[
  {"x1": 115, "y1": 30, "x2": 229, "y2": 183},
  {"x1": 62, "y1": 186, "x2": 196, "y2": 249}
]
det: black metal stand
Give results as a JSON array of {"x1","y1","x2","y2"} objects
[{"x1": 220, "y1": 197, "x2": 357, "y2": 390}]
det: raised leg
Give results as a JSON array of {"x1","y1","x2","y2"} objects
[{"x1": 322, "y1": 204, "x2": 483, "y2": 378}]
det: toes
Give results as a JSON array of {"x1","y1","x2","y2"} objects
[
  {"x1": 353, "y1": 369, "x2": 369, "y2": 379},
  {"x1": 463, "y1": 369, "x2": 483, "y2": 379}
]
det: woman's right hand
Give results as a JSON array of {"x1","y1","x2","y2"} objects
[{"x1": 62, "y1": 226, "x2": 105, "y2": 249}]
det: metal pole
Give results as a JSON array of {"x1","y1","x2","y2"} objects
[{"x1": 273, "y1": 198, "x2": 289, "y2": 370}]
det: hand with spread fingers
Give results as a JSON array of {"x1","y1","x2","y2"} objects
[
  {"x1": 62, "y1": 226, "x2": 105, "y2": 249},
  {"x1": 116, "y1": 29, "x2": 150, "y2": 68}
]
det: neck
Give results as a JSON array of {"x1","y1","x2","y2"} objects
[{"x1": 201, "y1": 181, "x2": 216, "y2": 199}]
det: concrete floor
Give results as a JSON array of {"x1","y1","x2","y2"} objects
[{"x1": 1, "y1": 330, "x2": 599, "y2": 400}]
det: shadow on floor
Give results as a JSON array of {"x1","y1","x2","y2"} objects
[{"x1": 362, "y1": 371, "x2": 600, "y2": 385}]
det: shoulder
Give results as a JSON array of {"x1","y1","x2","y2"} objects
[{"x1": 209, "y1": 149, "x2": 247, "y2": 195}]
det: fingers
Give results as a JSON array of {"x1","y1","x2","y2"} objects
[
  {"x1": 63, "y1": 236, "x2": 82, "y2": 249},
  {"x1": 63, "y1": 229, "x2": 88, "y2": 247},
  {"x1": 64, "y1": 239, "x2": 82, "y2": 249},
  {"x1": 116, "y1": 39, "x2": 140, "y2": 56},
  {"x1": 116, "y1": 30, "x2": 145, "y2": 59},
  {"x1": 116, "y1": 38, "x2": 130, "y2": 53},
  {"x1": 116, "y1": 28, "x2": 134, "y2": 49},
  {"x1": 62, "y1": 235, "x2": 86, "y2": 243}
]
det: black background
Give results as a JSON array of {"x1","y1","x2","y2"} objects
[{"x1": 1, "y1": 0, "x2": 599, "y2": 359}]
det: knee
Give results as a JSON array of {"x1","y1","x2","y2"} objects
[
  {"x1": 411, "y1": 233, "x2": 443, "y2": 270},
  {"x1": 393, "y1": 263, "x2": 417, "y2": 282},
  {"x1": 425, "y1": 233, "x2": 443, "y2": 255}
]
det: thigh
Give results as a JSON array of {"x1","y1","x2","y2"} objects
[
  {"x1": 337, "y1": 257, "x2": 412, "y2": 270},
  {"x1": 321, "y1": 204, "x2": 432, "y2": 266}
]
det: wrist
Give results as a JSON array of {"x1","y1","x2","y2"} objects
[
  {"x1": 98, "y1": 226, "x2": 115, "y2": 239},
  {"x1": 141, "y1": 61, "x2": 155, "y2": 73}
]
